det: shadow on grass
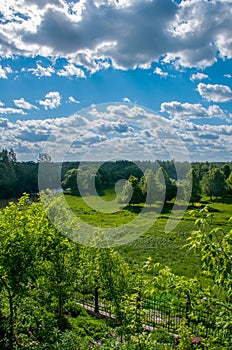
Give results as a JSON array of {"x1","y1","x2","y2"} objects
[
  {"x1": 212, "y1": 196, "x2": 232, "y2": 204},
  {"x1": 123, "y1": 201, "x2": 188, "y2": 215}
]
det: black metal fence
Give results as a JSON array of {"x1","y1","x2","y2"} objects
[
  {"x1": 76, "y1": 292, "x2": 218, "y2": 338},
  {"x1": 143, "y1": 299, "x2": 216, "y2": 337}
]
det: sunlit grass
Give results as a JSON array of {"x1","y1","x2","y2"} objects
[{"x1": 64, "y1": 190, "x2": 232, "y2": 278}]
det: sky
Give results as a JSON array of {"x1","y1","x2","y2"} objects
[{"x1": 0, "y1": 0, "x2": 232, "y2": 162}]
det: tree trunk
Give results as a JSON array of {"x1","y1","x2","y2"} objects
[
  {"x1": 9, "y1": 293, "x2": 14, "y2": 350},
  {"x1": 0, "y1": 277, "x2": 14, "y2": 350},
  {"x1": 58, "y1": 284, "x2": 64, "y2": 329},
  {"x1": 94, "y1": 286, "x2": 99, "y2": 313}
]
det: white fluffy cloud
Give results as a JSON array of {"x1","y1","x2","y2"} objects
[
  {"x1": 57, "y1": 64, "x2": 86, "y2": 78},
  {"x1": 68, "y1": 96, "x2": 80, "y2": 104},
  {"x1": 122, "y1": 97, "x2": 131, "y2": 103},
  {"x1": 0, "y1": 107, "x2": 26, "y2": 115},
  {"x1": 160, "y1": 101, "x2": 227, "y2": 120},
  {"x1": 28, "y1": 63, "x2": 55, "y2": 77},
  {"x1": 0, "y1": 0, "x2": 231, "y2": 71},
  {"x1": 197, "y1": 83, "x2": 232, "y2": 103},
  {"x1": 0, "y1": 103, "x2": 231, "y2": 161},
  {"x1": 14, "y1": 98, "x2": 39, "y2": 110},
  {"x1": 0, "y1": 65, "x2": 13, "y2": 79},
  {"x1": 39, "y1": 91, "x2": 61, "y2": 109},
  {"x1": 154, "y1": 67, "x2": 168, "y2": 78},
  {"x1": 190, "y1": 73, "x2": 209, "y2": 81}
]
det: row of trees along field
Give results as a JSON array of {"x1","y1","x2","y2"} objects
[
  {"x1": 0, "y1": 194, "x2": 231, "y2": 349},
  {"x1": 1, "y1": 148, "x2": 232, "y2": 201},
  {"x1": 62, "y1": 161, "x2": 232, "y2": 203}
]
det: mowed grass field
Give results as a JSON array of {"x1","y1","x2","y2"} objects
[{"x1": 64, "y1": 189, "x2": 232, "y2": 279}]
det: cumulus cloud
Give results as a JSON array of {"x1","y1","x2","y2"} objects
[
  {"x1": 190, "y1": 73, "x2": 209, "y2": 81},
  {"x1": 154, "y1": 67, "x2": 168, "y2": 78},
  {"x1": 197, "y1": 83, "x2": 232, "y2": 103},
  {"x1": 95, "y1": 119, "x2": 133, "y2": 134},
  {"x1": 0, "y1": 107, "x2": 26, "y2": 115},
  {"x1": 122, "y1": 97, "x2": 131, "y2": 103},
  {"x1": 224, "y1": 74, "x2": 232, "y2": 79},
  {"x1": 0, "y1": 103, "x2": 231, "y2": 162},
  {"x1": 0, "y1": 0, "x2": 231, "y2": 71},
  {"x1": 68, "y1": 96, "x2": 80, "y2": 104},
  {"x1": 28, "y1": 63, "x2": 55, "y2": 77},
  {"x1": 160, "y1": 101, "x2": 227, "y2": 120},
  {"x1": 57, "y1": 63, "x2": 86, "y2": 78},
  {"x1": 38, "y1": 91, "x2": 61, "y2": 109},
  {"x1": 0, "y1": 65, "x2": 13, "y2": 79},
  {"x1": 14, "y1": 97, "x2": 39, "y2": 110}
]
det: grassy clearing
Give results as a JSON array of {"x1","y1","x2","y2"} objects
[{"x1": 64, "y1": 190, "x2": 232, "y2": 279}]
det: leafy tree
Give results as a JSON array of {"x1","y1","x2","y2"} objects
[
  {"x1": 226, "y1": 172, "x2": 232, "y2": 196},
  {"x1": 0, "y1": 162, "x2": 18, "y2": 199},
  {"x1": 38, "y1": 152, "x2": 52, "y2": 163},
  {"x1": 140, "y1": 169, "x2": 160, "y2": 207},
  {"x1": 202, "y1": 168, "x2": 227, "y2": 199},
  {"x1": 120, "y1": 175, "x2": 144, "y2": 205},
  {"x1": 184, "y1": 168, "x2": 202, "y2": 204},
  {"x1": 0, "y1": 148, "x2": 16, "y2": 163},
  {"x1": 221, "y1": 164, "x2": 231, "y2": 180},
  {"x1": 184, "y1": 207, "x2": 232, "y2": 346},
  {"x1": 14, "y1": 162, "x2": 38, "y2": 196},
  {"x1": 98, "y1": 166, "x2": 112, "y2": 186},
  {"x1": 39, "y1": 230, "x2": 79, "y2": 330},
  {"x1": 62, "y1": 168, "x2": 78, "y2": 193},
  {"x1": 62, "y1": 167, "x2": 102, "y2": 195},
  {"x1": 186, "y1": 207, "x2": 231, "y2": 296},
  {"x1": 155, "y1": 167, "x2": 176, "y2": 202},
  {"x1": 0, "y1": 195, "x2": 49, "y2": 349},
  {"x1": 96, "y1": 247, "x2": 131, "y2": 318}
]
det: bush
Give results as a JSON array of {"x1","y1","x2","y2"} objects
[
  {"x1": 64, "y1": 300, "x2": 88, "y2": 318},
  {"x1": 69, "y1": 316, "x2": 110, "y2": 341}
]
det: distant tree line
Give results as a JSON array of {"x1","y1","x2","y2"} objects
[
  {"x1": 62, "y1": 161, "x2": 232, "y2": 205},
  {"x1": 0, "y1": 148, "x2": 232, "y2": 202}
]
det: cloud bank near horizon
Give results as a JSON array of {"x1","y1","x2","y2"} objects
[{"x1": 1, "y1": 103, "x2": 231, "y2": 162}]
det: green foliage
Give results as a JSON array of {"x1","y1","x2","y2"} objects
[
  {"x1": 0, "y1": 189, "x2": 231, "y2": 349},
  {"x1": 155, "y1": 167, "x2": 176, "y2": 202},
  {"x1": 120, "y1": 175, "x2": 145, "y2": 205},
  {"x1": 186, "y1": 207, "x2": 232, "y2": 293},
  {"x1": 226, "y1": 172, "x2": 232, "y2": 196},
  {"x1": 0, "y1": 162, "x2": 18, "y2": 199},
  {"x1": 175, "y1": 320, "x2": 192, "y2": 350},
  {"x1": 63, "y1": 300, "x2": 88, "y2": 318},
  {"x1": 221, "y1": 164, "x2": 231, "y2": 180},
  {"x1": 77, "y1": 244, "x2": 132, "y2": 320},
  {"x1": 140, "y1": 169, "x2": 162, "y2": 206},
  {"x1": 49, "y1": 330, "x2": 90, "y2": 350},
  {"x1": 184, "y1": 168, "x2": 202, "y2": 203},
  {"x1": 69, "y1": 315, "x2": 110, "y2": 340},
  {"x1": 202, "y1": 168, "x2": 227, "y2": 199},
  {"x1": 0, "y1": 148, "x2": 17, "y2": 163}
]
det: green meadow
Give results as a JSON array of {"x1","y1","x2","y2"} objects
[{"x1": 64, "y1": 189, "x2": 232, "y2": 279}]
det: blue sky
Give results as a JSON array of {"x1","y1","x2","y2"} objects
[{"x1": 0, "y1": 0, "x2": 231, "y2": 162}]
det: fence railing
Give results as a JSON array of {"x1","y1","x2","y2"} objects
[
  {"x1": 75, "y1": 292, "x2": 218, "y2": 338},
  {"x1": 143, "y1": 299, "x2": 216, "y2": 337}
]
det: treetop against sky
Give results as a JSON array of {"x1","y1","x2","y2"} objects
[{"x1": 0, "y1": 0, "x2": 231, "y2": 162}]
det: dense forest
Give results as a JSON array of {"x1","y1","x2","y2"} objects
[{"x1": 0, "y1": 148, "x2": 231, "y2": 349}]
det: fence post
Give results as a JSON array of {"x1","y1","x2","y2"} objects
[
  {"x1": 186, "y1": 293, "x2": 191, "y2": 327},
  {"x1": 135, "y1": 288, "x2": 143, "y2": 333}
]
